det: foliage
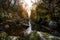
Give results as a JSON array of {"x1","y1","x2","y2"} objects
[
  {"x1": 0, "y1": 0, "x2": 18, "y2": 12},
  {"x1": 0, "y1": 32, "x2": 60, "y2": 40},
  {"x1": 0, "y1": 0, "x2": 60, "y2": 40},
  {"x1": 31, "y1": 0, "x2": 60, "y2": 23}
]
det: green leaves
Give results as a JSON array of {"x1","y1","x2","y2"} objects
[{"x1": 0, "y1": 0, "x2": 18, "y2": 12}]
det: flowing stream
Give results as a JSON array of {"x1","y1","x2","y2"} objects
[
  {"x1": 20, "y1": 0, "x2": 46, "y2": 40},
  {"x1": 21, "y1": 0, "x2": 33, "y2": 34}
]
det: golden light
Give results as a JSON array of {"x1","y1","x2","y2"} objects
[
  {"x1": 24, "y1": 0, "x2": 32, "y2": 18},
  {"x1": 20, "y1": 0, "x2": 35, "y2": 18},
  {"x1": 22, "y1": 0, "x2": 36, "y2": 34}
]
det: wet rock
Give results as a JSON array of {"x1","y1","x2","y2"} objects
[{"x1": 49, "y1": 20, "x2": 57, "y2": 29}]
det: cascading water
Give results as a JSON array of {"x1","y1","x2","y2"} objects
[
  {"x1": 19, "y1": 0, "x2": 46, "y2": 40},
  {"x1": 23, "y1": 0, "x2": 33, "y2": 35},
  {"x1": 19, "y1": 0, "x2": 35, "y2": 35}
]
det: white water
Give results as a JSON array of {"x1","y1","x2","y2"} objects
[
  {"x1": 22, "y1": 0, "x2": 34, "y2": 35},
  {"x1": 19, "y1": 0, "x2": 46, "y2": 40},
  {"x1": 24, "y1": 20, "x2": 32, "y2": 35}
]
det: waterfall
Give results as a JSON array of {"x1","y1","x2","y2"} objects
[
  {"x1": 23, "y1": 0, "x2": 33, "y2": 35},
  {"x1": 19, "y1": 0, "x2": 46, "y2": 40}
]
